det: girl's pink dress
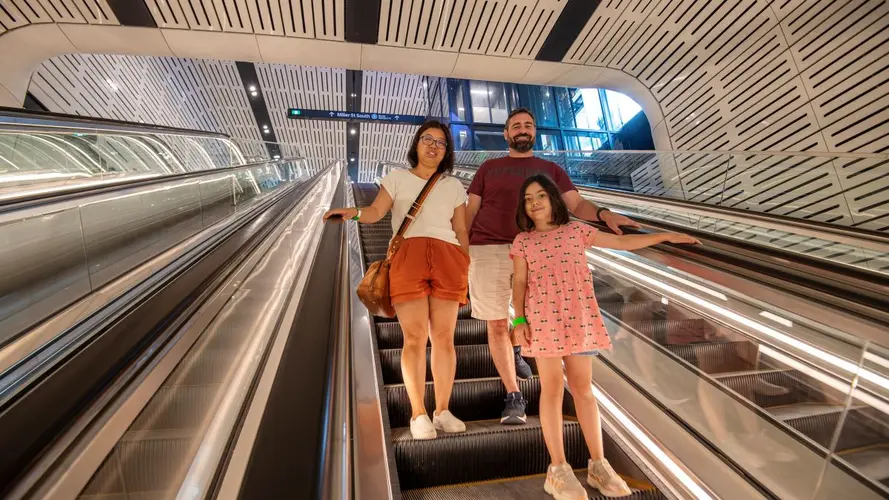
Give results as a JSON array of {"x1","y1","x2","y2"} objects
[{"x1": 510, "y1": 221, "x2": 612, "y2": 358}]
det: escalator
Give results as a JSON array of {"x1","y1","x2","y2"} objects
[{"x1": 353, "y1": 184, "x2": 666, "y2": 499}]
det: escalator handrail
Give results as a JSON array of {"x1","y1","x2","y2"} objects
[
  {"x1": 0, "y1": 156, "x2": 308, "y2": 212},
  {"x1": 0, "y1": 107, "x2": 232, "y2": 139}
]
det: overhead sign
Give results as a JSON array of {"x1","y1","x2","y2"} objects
[{"x1": 287, "y1": 108, "x2": 427, "y2": 125}]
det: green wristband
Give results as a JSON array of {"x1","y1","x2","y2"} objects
[
  {"x1": 512, "y1": 316, "x2": 527, "y2": 328},
  {"x1": 351, "y1": 208, "x2": 361, "y2": 221}
]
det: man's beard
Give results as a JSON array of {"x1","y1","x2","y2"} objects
[{"x1": 509, "y1": 133, "x2": 534, "y2": 153}]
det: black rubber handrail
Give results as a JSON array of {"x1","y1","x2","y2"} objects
[
  {"x1": 0, "y1": 157, "x2": 303, "y2": 212},
  {"x1": 0, "y1": 107, "x2": 230, "y2": 139}
]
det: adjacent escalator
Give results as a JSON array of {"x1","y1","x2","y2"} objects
[{"x1": 353, "y1": 184, "x2": 665, "y2": 499}]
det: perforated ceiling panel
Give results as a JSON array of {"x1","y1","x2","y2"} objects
[
  {"x1": 29, "y1": 54, "x2": 267, "y2": 158},
  {"x1": 564, "y1": 0, "x2": 889, "y2": 230},
  {"x1": 0, "y1": 0, "x2": 117, "y2": 34},
  {"x1": 255, "y1": 63, "x2": 347, "y2": 171},
  {"x1": 145, "y1": 0, "x2": 344, "y2": 38},
  {"x1": 378, "y1": 0, "x2": 565, "y2": 58}
]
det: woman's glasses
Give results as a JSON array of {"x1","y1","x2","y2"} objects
[{"x1": 420, "y1": 134, "x2": 448, "y2": 149}]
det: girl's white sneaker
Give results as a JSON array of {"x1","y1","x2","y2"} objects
[
  {"x1": 432, "y1": 410, "x2": 466, "y2": 433},
  {"x1": 544, "y1": 463, "x2": 589, "y2": 500},
  {"x1": 409, "y1": 415, "x2": 437, "y2": 440},
  {"x1": 587, "y1": 459, "x2": 632, "y2": 497}
]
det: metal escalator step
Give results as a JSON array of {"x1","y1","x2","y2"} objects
[
  {"x1": 377, "y1": 319, "x2": 486, "y2": 349},
  {"x1": 373, "y1": 303, "x2": 472, "y2": 324},
  {"x1": 839, "y1": 444, "x2": 889, "y2": 485},
  {"x1": 129, "y1": 384, "x2": 222, "y2": 431},
  {"x1": 402, "y1": 470, "x2": 664, "y2": 500},
  {"x1": 172, "y1": 348, "x2": 238, "y2": 386},
  {"x1": 598, "y1": 301, "x2": 665, "y2": 321},
  {"x1": 627, "y1": 319, "x2": 715, "y2": 345},
  {"x1": 667, "y1": 341, "x2": 756, "y2": 374},
  {"x1": 81, "y1": 429, "x2": 195, "y2": 496},
  {"x1": 380, "y1": 345, "x2": 520, "y2": 384},
  {"x1": 713, "y1": 369, "x2": 808, "y2": 408},
  {"x1": 770, "y1": 403, "x2": 883, "y2": 450},
  {"x1": 393, "y1": 417, "x2": 588, "y2": 489},
  {"x1": 385, "y1": 377, "x2": 542, "y2": 428}
]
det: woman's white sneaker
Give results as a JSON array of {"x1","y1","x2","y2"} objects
[
  {"x1": 410, "y1": 415, "x2": 437, "y2": 440},
  {"x1": 432, "y1": 410, "x2": 466, "y2": 433}
]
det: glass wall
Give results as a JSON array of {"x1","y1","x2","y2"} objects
[{"x1": 445, "y1": 78, "x2": 651, "y2": 153}]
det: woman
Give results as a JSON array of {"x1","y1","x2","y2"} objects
[{"x1": 323, "y1": 120, "x2": 470, "y2": 440}]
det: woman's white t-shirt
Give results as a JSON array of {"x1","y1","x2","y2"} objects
[{"x1": 380, "y1": 169, "x2": 466, "y2": 245}]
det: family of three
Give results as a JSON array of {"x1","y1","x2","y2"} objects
[{"x1": 323, "y1": 109, "x2": 699, "y2": 500}]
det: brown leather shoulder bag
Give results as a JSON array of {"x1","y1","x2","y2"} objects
[{"x1": 357, "y1": 172, "x2": 443, "y2": 318}]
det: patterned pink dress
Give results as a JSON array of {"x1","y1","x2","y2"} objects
[{"x1": 510, "y1": 222, "x2": 612, "y2": 358}]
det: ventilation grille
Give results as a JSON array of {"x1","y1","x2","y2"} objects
[
  {"x1": 563, "y1": 0, "x2": 889, "y2": 231},
  {"x1": 256, "y1": 63, "x2": 347, "y2": 172},
  {"x1": 359, "y1": 123, "x2": 415, "y2": 182},
  {"x1": 378, "y1": 0, "x2": 565, "y2": 58},
  {"x1": 145, "y1": 0, "x2": 344, "y2": 39},
  {"x1": 0, "y1": 0, "x2": 117, "y2": 34}
]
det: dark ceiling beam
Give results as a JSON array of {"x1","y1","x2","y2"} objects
[
  {"x1": 236, "y1": 62, "x2": 281, "y2": 159},
  {"x1": 105, "y1": 0, "x2": 157, "y2": 27},
  {"x1": 536, "y1": 0, "x2": 601, "y2": 62},
  {"x1": 344, "y1": 0, "x2": 382, "y2": 44},
  {"x1": 345, "y1": 70, "x2": 362, "y2": 181}
]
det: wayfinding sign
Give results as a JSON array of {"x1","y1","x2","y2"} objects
[{"x1": 287, "y1": 108, "x2": 426, "y2": 125}]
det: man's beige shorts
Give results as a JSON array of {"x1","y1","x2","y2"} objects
[{"x1": 468, "y1": 244, "x2": 513, "y2": 321}]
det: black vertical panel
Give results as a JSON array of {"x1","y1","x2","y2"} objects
[
  {"x1": 105, "y1": 0, "x2": 157, "y2": 27},
  {"x1": 235, "y1": 62, "x2": 281, "y2": 159},
  {"x1": 346, "y1": 70, "x2": 362, "y2": 181},
  {"x1": 344, "y1": 0, "x2": 382, "y2": 43},
  {"x1": 536, "y1": 0, "x2": 601, "y2": 62}
]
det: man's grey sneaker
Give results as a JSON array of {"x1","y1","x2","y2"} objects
[
  {"x1": 514, "y1": 346, "x2": 533, "y2": 380},
  {"x1": 501, "y1": 391, "x2": 528, "y2": 425}
]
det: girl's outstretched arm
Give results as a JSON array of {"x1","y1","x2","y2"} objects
[
  {"x1": 594, "y1": 231, "x2": 700, "y2": 250},
  {"x1": 512, "y1": 255, "x2": 529, "y2": 318}
]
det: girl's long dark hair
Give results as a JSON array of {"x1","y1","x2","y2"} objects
[
  {"x1": 516, "y1": 174, "x2": 570, "y2": 231},
  {"x1": 407, "y1": 120, "x2": 455, "y2": 174}
]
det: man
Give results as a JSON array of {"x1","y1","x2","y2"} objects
[{"x1": 466, "y1": 108, "x2": 639, "y2": 425}]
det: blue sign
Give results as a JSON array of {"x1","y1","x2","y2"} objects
[{"x1": 287, "y1": 108, "x2": 427, "y2": 125}]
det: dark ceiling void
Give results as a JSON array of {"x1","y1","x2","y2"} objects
[
  {"x1": 105, "y1": 0, "x2": 157, "y2": 27},
  {"x1": 344, "y1": 0, "x2": 382, "y2": 44},
  {"x1": 346, "y1": 69, "x2": 362, "y2": 181},
  {"x1": 235, "y1": 62, "x2": 281, "y2": 159},
  {"x1": 536, "y1": 0, "x2": 601, "y2": 62}
]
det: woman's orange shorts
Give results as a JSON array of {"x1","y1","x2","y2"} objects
[{"x1": 389, "y1": 237, "x2": 470, "y2": 306}]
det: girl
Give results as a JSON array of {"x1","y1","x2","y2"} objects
[
  {"x1": 323, "y1": 121, "x2": 470, "y2": 440},
  {"x1": 510, "y1": 174, "x2": 699, "y2": 499}
]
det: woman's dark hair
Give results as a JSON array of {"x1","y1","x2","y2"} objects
[
  {"x1": 407, "y1": 120, "x2": 455, "y2": 174},
  {"x1": 516, "y1": 174, "x2": 570, "y2": 231}
]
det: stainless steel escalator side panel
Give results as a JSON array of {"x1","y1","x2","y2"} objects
[
  {"x1": 344, "y1": 180, "x2": 397, "y2": 500},
  {"x1": 0, "y1": 160, "x2": 310, "y2": 377},
  {"x1": 17, "y1": 162, "x2": 341, "y2": 500}
]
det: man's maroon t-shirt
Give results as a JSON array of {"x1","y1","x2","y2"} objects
[{"x1": 468, "y1": 156, "x2": 577, "y2": 245}]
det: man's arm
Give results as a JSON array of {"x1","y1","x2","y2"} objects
[
  {"x1": 561, "y1": 190, "x2": 640, "y2": 235},
  {"x1": 466, "y1": 193, "x2": 482, "y2": 230}
]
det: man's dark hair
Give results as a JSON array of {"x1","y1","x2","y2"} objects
[
  {"x1": 516, "y1": 174, "x2": 570, "y2": 232},
  {"x1": 504, "y1": 107, "x2": 536, "y2": 130},
  {"x1": 407, "y1": 120, "x2": 455, "y2": 174}
]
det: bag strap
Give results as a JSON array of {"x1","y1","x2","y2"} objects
[{"x1": 394, "y1": 171, "x2": 443, "y2": 238}]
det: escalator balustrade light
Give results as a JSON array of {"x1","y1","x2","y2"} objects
[
  {"x1": 586, "y1": 252, "x2": 889, "y2": 393},
  {"x1": 759, "y1": 311, "x2": 793, "y2": 328},
  {"x1": 590, "y1": 249, "x2": 728, "y2": 301}
]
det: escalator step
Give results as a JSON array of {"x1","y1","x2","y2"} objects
[
  {"x1": 714, "y1": 369, "x2": 809, "y2": 408},
  {"x1": 379, "y1": 345, "x2": 529, "y2": 383},
  {"x1": 598, "y1": 301, "x2": 665, "y2": 321},
  {"x1": 393, "y1": 417, "x2": 588, "y2": 489},
  {"x1": 628, "y1": 319, "x2": 716, "y2": 345},
  {"x1": 769, "y1": 404, "x2": 884, "y2": 451},
  {"x1": 838, "y1": 444, "x2": 889, "y2": 486},
  {"x1": 173, "y1": 348, "x2": 238, "y2": 386},
  {"x1": 401, "y1": 471, "x2": 663, "y2": 500},
  {"x1": 377, "y1": 319, "x2": 486, "y2": 349},
  {"x1": 129, "y1": 384, "x2": 221, "y2": 431},
  {"x1": 373, "y1": 303, "x2": 472, "y2": 325},
  {"x1": 385, "y1": 377, "x2": 542, "y2": 428},
  {"x1": 667, "y1": 341, "x2": 756, "y2": 374}
]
